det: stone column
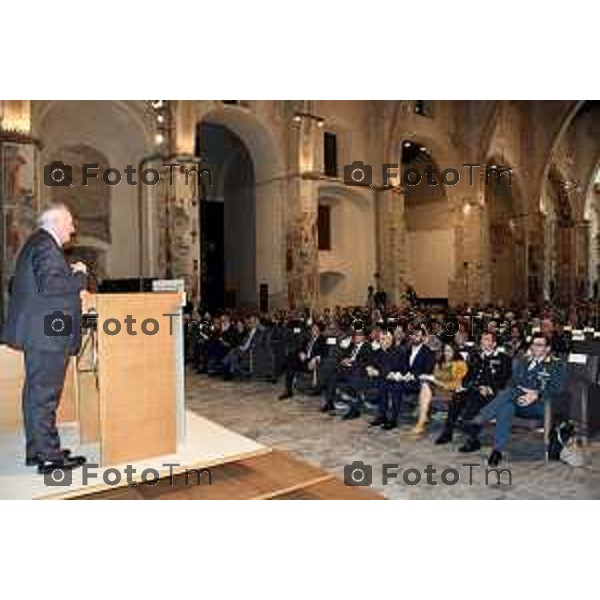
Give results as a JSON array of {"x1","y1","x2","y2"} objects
[
  {"x1": 526, "y1": 210, "x2": 546, "y2": 304},
  {"x1": 163, "y1": 101, "x2": 201, "y2": 305},
  {"x1": 0, "y1": 101, "x2": 38, "y2": 323},
  {"x1": 376, "y1": 187, "x2": 407, "y2": 306},
  {"x1": 286, "y1": 102, "x2": 319, "y2": 311},
  {"x1": 166, "y1": 160, "x2": 200, "y2": 301},
  {"x1": 574, "y1": 219, "x2": 590, "y2": 298},
  {"x1": 555, "y1": 224, "x2": 576, "y2": 303},
  {"x1": 450, "y1": 195, "x2": 487, "y2": 306}
]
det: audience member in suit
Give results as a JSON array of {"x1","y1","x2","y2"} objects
[
  {"x1": 436, "y1": 331, "x2": 511, "y2": 446},
  {"x1": 412, "y1": 343, "x2": 468, "y2": 435},
  {"x1": 321, "y1": 327, "x2": 374, "y2": 418},
  {"x1": 372, "y1": 326, "x2": 435, "y2": 430},
  {"x1": 461, "y1": 333, "x2": 566, "y2": 466},
  {"x1": 204, "y1": 314, "x2": 242, "y2": 372},
  {"x1": 279, "y1": 321, "x2": 328, "y2": 399},
  {"x1": 369, "y1": 331, "x2": 404, "y2": 426},
  {"x1": 222, "y1": 315, "x2": 261, "y2": 379},
  {"x1": 1, "y1": 203, "x2": 88, "y2": 475}
]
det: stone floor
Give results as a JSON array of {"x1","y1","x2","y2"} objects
[{"x1": 186, "y1": 371, "x2": 600, "y2": 500}]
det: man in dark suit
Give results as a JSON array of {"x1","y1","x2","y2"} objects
[
  {"x1": 372, "y1": 326, "x2": 435, "y2": 430},
  {"x1": 321, "y1": 327, "x2": 374, "y2": 418},
  {"x1": 279, "y1": 321, "x2": 328, "y2": 399},
  {"x1": 2, "y1": 203, "x2": 88, "y2": 475}
]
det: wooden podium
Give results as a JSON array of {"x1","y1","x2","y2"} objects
[{"x1": 0, "y1": 292, "x2": 184, "y2": 467}]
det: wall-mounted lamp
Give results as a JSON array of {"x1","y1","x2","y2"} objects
[
  {"x1": 0, "y1": 100, "x2": 32, "y2": 140},
  {"x1": 293, "y1": 111, "x2": 325, "y2": 127}
]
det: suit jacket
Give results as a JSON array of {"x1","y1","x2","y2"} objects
[
  {"x1": 509, "y1": 356, "x2": 566, "y2": 402},
  {"x1": 462, "y1": 349, "x2": 512, "y2": 394},
  {"x1": 340, "y1": 341, "x2": 374, "y2": 374},
  {"x1": 400, "y1": 344, "x2": 435, "y2": 377},
  {"x1": 302, "y1": 334, "x2": 328, "y2": 361},
  {"x1": 371, "y1": 345, "x2": 404, "y2": 378},
  {"x1": 2, "y1": 229, "x2": 85, "y2": 354}
]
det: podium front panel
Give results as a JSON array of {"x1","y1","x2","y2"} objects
[{"x1": 96, "y1": 293, "x2": 180, "y2": 465}]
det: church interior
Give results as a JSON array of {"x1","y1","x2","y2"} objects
[{"x1": 1, "y1": 100, "x2": 600, "y2": 500}]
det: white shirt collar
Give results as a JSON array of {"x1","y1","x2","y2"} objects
[
  {"x1": 40, "y1": 226, "x2": 62, "y2": 248},
  {"x1": 411, "y1": 343, "x2": 422, "y2": 353}
]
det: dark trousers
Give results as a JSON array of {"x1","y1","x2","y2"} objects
[
  {"x1": 283, "y1": 354, "x2": 310, "y2": 393},
  {"x1": 325, "y1": 366, "x2": 368, "y2": 404},
  {"x1": 377, "y1": 380, "x2": 420, "y2": 424},
  {"x1": 443, "y1": 388, "x2": 491, "y2": 434},
  {"x1": 22, "y1": 348, "x2": 69, "y2": 461}
]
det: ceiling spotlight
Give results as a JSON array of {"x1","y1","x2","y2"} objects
[
  {"x1": 293, "y1": 114, "x2": 302, "y2": 123},
  {"x1": 155, "y1": 133, "x2": 164, "y2": 146},
  {"x1": 489, "y1": 164, "x2": 497, "y2": 170},
  {"x1": 157, "y1": 114, "x2": 164, "y2": 124},
  {"x1": 403, "y1": 141, "x2": 412, "y2": 148},
  {"x1": 419, "y1": 146, "x2": 428, "y2": 152}
]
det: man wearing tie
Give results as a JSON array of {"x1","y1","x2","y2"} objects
[
  {"x1": 2, "y1": 203, "x2": 88, "y2": 475},
  {"x1": 279, "y1": 321, "x2": 327, "y2": 399},
  {"x1": 460, "y1": 334, "x2": 566, "y2": 466},
  {"x1": 321, "y1": 327, "x2": 374, "y2": 417}
]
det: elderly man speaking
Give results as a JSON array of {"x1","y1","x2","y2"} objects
[{"x1": 3, "y1": 203, "x2": 88, "y2": 475}]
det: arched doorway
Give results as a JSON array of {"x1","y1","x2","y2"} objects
[
  {"x1": 196, "y1": 106, "x2": 285, "y2": 312},
  {"x1": 197, "y1": 123, "x2": 256, "y2": 310},
  {"x1": 402, "y1": 141, "x2": 453, "y2": 302}
]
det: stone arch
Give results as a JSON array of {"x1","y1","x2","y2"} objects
[
  {"x1": 538, "y1": 100, "x2": 585, "y2": 212},
  {"x1": 196, "y1": 104, "x2": 287, "y2": 308},
  {"x1": 33, "y1": 101, "x2": 154, "y2": 280}
]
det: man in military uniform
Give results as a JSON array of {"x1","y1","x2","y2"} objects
[
  {"x1": 436, "y1": 331, "x2": 511, "y2": 445},
  {"x1": 460, "y1": 333, "x2": 566, "y2": 466}
]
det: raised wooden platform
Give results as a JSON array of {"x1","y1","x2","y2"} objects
[{"x1": 76, "y1": 450, "x2": 384, "y2": 500}]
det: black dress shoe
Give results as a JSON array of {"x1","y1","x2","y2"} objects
[
  {"x1": 369, "y1": 415, "x2": 388, "y2": 427},
  {"x1": 382, "y1": 421, "x2": 398, "y2": 431},
  {"x1": 37, "y1": 455, "x2": 87, "y2": 475},
  {"x1": 342, "y1": 407, "x2": 360, "y2": 420},
  {"x1": 278, "y1": 391, "x2": 293, "y2": 400},
  {"x1": 435, "y1": 429, "x2": 453, "y2": 445},
  {"x1": 26, "y1": 448, "x2": 73, "y2": 467},
  {"x1": 320, "y1": 400, "x2": 335, "y2": 413},
  {"x1": 458, "y1": 438, "x2": 481, "y2": 453},
  {"x1": 488, "y1": 450, "x2": 503, "y2": 467}
]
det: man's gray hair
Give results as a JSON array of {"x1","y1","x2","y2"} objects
[{"x1": 37, "y1": 203, "x2": 71, "y2": 228}]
